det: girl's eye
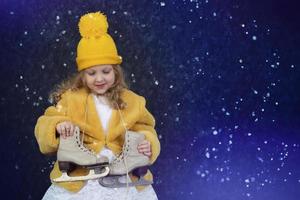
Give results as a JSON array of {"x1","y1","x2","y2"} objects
[
  {"x1": 103, "y1": 70, "x2": 111, "y2": 74},
  {"x1": 87, "y1": 71, "x2": 95, "y2": 75}
]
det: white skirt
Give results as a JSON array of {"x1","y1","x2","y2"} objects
[
  {"x1": 42, "y1": 179, "x2": 158, "y2": 200},
  {"x1": 42, "y1": 148, "x2": 158, "y2": 200}
]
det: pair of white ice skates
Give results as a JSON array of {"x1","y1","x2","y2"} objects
[{"x1": 52, "y1": 127, "x2": 152, "y2": 188}]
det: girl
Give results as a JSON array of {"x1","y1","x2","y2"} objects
[{"x1": 34, "y1": 12, "x2": 160, "y2": 200}]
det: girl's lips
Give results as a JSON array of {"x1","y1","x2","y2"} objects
[{"x1": 95, "y1": 83, "x2": 106, "y2": 88}]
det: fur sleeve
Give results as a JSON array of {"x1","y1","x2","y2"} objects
[
  {"x1": 131, "y1": 97, "x2": 161, "y2": 164},
  {"x1": 34, "y1": 92, "x2": 71, "y2": 155}
]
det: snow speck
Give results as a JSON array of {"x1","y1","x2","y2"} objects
[
  {"x1": 257, "y1": 147, "x2": 261, "y2": 151},
  {"x1": 257, "y1": 157, "x2": 264, "y2": 162},
  {"x1": 252, "y1": 89, "x2": 258, "y2": 94},
  {"x1": 213, "y1": 130, "x2": 218, "y2": 135},
  {"x1": 205, "y1": 152, "x2": 210, "y2": 158},
  {"x1": 24, "y1": 86, "x2": 29, "y2": 92}
]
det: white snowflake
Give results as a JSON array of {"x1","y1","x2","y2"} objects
[
  {"x1": 205, "y1": 152, "x2": 210, "y2": 158},
  {"x1": 213, "y1": 130, "x2": 218, "y2": 135}
]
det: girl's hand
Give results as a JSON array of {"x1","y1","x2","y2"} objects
[
  {"x1": 137, "y1": 140, "x2": 152, "y2": 158},
  {"x1": 56, "y1": 121, "x2": 75, "y2": 139}
]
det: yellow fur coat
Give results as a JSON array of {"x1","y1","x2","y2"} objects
[{"x1": 34, "y1": 88, "x2": 160, "y2": 192}]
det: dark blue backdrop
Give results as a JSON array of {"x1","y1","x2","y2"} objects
[{"x1": 0, "y1": 0, "x2": 300, "y2": 199}]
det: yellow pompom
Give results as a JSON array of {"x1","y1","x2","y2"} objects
[{"x1": 78, "y1": 12, "x2": 108, "y2": 38}]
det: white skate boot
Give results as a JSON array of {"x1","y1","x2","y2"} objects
[
  {"x1": 98, "y1": 131, "x2": 152, "y2": 188},
  {"x1": 53, "y1": 126, "x2": 110, "y2": 182}
]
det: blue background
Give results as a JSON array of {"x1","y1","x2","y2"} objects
[{"x1": 0, "y1": 0, "x2": 299, "y2": 199}]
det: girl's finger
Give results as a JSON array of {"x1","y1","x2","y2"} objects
[
  {"x1": 56, "y1": 125, "x2": 61, "y2": 134},
  {"x1": 63, "y1": 125, "x2": 69, "y2": 138},
  {"x1": 66, "y1": 126, "x2": 71, "y2": 136},
  {"x1": 138, "y1": 140, "x2": 147, "y2": 145},
  {"x1": 138, "y1": 147, "x2": 151, "y2": 155},
  {"x1": 69, "y1": 125, "x2": 74, "y2": 136},
  {"x1": 139, "y1": 142, "x2": 150, "y2": 147},
  {"x1": 61, "y1": 125, "x2": 66, "y2": 134},
  {"x1": 58, "y1": 125, "x2": 65, "y2": 137},
  {"x1": 143, "y1": 151, "x2": 152, "y2": 157},
  {"x1": 139, "y1": 145, "x2": 150, "y2": 150},
  {"x1": 138, "y1": 145, "x2": 147, "y2": 150}
]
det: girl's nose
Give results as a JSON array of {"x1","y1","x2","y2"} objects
[{"x1": 95, "y1": 74, "x2": 104, "y2": 82}]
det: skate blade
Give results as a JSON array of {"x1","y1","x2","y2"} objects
[
  {"x1": 52, "y1": 166, "x2": 109, "y2": 182},
  {"x1": 98, "y1": 176, "x2": 153, "y2": 188}
]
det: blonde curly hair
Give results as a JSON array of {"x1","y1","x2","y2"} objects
[{"x1": 49, "y1": 65, "x2": 128, "y2": 109}]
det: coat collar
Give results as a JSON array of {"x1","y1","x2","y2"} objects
[{"x1": 82, "y1": 88, "x2": 127, "y2": 141}]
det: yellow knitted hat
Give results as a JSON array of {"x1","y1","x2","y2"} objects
[{"x1": 76, "y1": 12, "x2": 122, "y2": 71}]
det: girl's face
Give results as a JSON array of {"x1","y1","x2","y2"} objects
[{"x1": 83, "y1": 64, "x2": 115, "y2": 95}]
